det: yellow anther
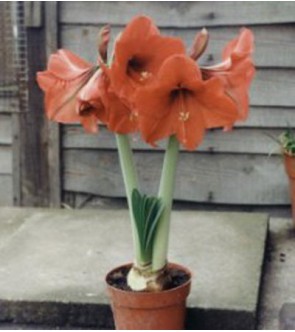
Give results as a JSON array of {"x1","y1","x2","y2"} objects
[
  {"x1": 179, "y1": 112, "x2": 190, "y2": 122},
  {"x1": 139, "y1": 71, "x2": 151, "y2": 81},
  {"x1": 129, "y1": 112, "x2": 138, "y2": 122}
]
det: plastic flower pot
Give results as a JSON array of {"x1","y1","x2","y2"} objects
[
  {"x1": 283, "y1": 153, "x2": 295, "y2": 225},
  {"x1": 106, "y1": 262, "x2": 192, "y2": 330}
]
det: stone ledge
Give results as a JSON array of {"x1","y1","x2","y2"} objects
[{"x1": 0, "y1": 208, "x2": 269, "y2": 329}]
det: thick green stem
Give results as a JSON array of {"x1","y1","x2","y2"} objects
[
  {"x1": 152, "y1": 135, "x2": 179, "y2": 271},
  {"x1": 115, "y1": 134, "x2": 143, "y2": 266}
]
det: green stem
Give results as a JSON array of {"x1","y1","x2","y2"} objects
[
  {"x1": 152, "y1": 135, "x2": 179, "y2": 271},
  {"x1": 115, "y1": 134, "x2": 142, "y2": 266}
]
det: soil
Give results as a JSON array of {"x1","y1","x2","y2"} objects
[{"x1": 106, "y1": 265, "x2": 190, "y2": 292}]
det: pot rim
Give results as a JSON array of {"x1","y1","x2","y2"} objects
[{"x1": 105, "y1": 261, "x2": 192, "y2": 295}]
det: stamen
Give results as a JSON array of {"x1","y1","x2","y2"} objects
[
  {"x1": 129, "y1": 111, "x2": 138, "y2": 122},
  {"x1": 139, "y1": 71, "x2": 151, "y2": 81},
  {"x1": 177, "y1": 90, "x2": 190, "y2": 145},
  {"x1": 79, "y1": 103, "x2": 92, "y2": 116},
  {"x1": 179, "y1": 112, "x2": 190, "y2": 122}
]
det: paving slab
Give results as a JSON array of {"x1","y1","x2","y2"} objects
[
  {"x1": 0, "y1": 208, "x2": 37, "y2": 250},
  {"x1": 257, "y1": 217, "x2": 295, "y2": 329},
  {"x1": 0, "y1": 208, "x2": 268, "y2": 329},
  {"x1": 279, "y1": 303, "x2": 295, "y2": 329}
]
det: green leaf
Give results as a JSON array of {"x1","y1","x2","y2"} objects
[
  {"x1": 277, "y1": 128, "x2": 295, "y2": 156},
  {"x1": 145, "y1": 200, "x2": 165, "y2": 251},
  {"x1": 131, "y1": 189, "x2": 164, "y2": 264},
  {"x1": 131, "y1": 189, "x2": 144, "y2": 252}
]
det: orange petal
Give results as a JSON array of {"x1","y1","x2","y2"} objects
[
  {"x1": 80, "y1": 113, "x2": 99, "y2": 133},
  {"x1": 189, "y1": 28, "x2": 209, "y2": 61},
  {"x1": 48, "y1": 49, "x2": 92, "y2": 80},
  {"x1": 107, "y1": 92, "x2": 138, "y2": 134},
  {"x1": 135, "y1": 85, "x2": 174, "y2": 144},
  {"x1": 222, "y1": 28, "x2": 254, "y2": 60},
  {"x1": 157, "y1": 55, "x2": 202, "y2": 89},
  {"x1": 172, "y1": 93, "x2": 206, "y2": 150},
  {"x1": 98, "y1": 24, "x2": 111, "y2": 62},
  {"x1": 44, "y1": 81, "x2": 80, "y2": 122},
  {"x1": 195, "y1": 78, "x2": 238, "y2": 129},
  {"x1": 36, "y1": 72, "x2": 56, "y2": 92}
]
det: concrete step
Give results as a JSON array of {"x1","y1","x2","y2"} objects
[{"x1": 0, "y1": 207, "x2": 268, "y2": 329}]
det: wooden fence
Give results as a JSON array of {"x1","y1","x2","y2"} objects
[{"x1": 1, "y1": 2, "x2": 295, "y2": 207}]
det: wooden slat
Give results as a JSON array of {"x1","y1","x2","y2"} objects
[
  {"x1": 24, "y1": 2, "x2": 43, "y2": 28},
  {"x1": 62, "y1": 126, "x2": 283, "y2": 155},
  {"x1": 13, "y1": 19, "x2": 49, "y2": 206},
  {"x1": 61, "y1": 24, "x2": 295, "y2": 68},
  {"x1": 251, "y1": 69, "x2": 295, "y2": 107},
  {"x1": 45, "y1": 2, "x2": 61, "y2": 208},
  {"x1": 60, "y1": 2, "x2": 295, "y2": 27},
  {"x1": 63, "y1": 149, "x2": 289, "y2": 205},
  {"x1": 0, "y1": 115, "x2": 12, "y2": 145},
  {"x1": 0, "y1": 97, "x2": 19, "y2": 113},
  {"x1": 0, "y1": 147, "x2": 12, "y2": 174},
  {"x1": 242, "y1": 107, "x2": 295, "y2": 128},
  {"x1": 0, "y1": 175, "x2": 13, "y2": 205}
]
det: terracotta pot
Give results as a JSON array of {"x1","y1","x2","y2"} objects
[
  {"x1": 106, "y1": 262, "x2": 191, "y2": 330},
  {"x1": 284, "y1": 153, "x2": 295, "y2": 223}
]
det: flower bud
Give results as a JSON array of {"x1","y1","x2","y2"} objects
[
  {"x1": 98, "y1": 24, "x2": 111, "y2": 63},
  {"x1": 189, "y1": 28, "x2": 209, "y2": 61}
]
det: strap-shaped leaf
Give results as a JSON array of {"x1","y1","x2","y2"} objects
[
  {"x1": 131, "y1": 189, "x2": 164, "y2": 262},
  {"x1": 145, "y1": 200, "x2": 164, "y2": 251},
  {"x1": 131, "y1": 189, "x2": 144, "y2": 251}
]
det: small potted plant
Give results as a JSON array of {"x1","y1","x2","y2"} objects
[
  {"x1": 278, "y1": 129, "x2": 295, "y2": 224},
  {"x1": 37, "y1": 16, "x2": 255, "y2": 330}
]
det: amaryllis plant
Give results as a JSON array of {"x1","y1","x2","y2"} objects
[{"x1": 37, "y1": 16, "x2": 255, "y2": 292}]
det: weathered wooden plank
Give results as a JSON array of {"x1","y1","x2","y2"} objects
[
  {"x1": 251, "y1": 69, "x2": 295, "y2": 107},
  {"x1": 45, "y1": 2, "x2": 61, "y2": 208},
  {"x1": 0, "y1": 115, "x2": 12, "y2": 145},
  {"x1": 0, "y1": 147, "x2": 12, "y2": 174},
  {"x1": 24, "y1": 2, "x2": 43, "y2": 28},
  {"x1": 243, "y1": 107, "x2": 295, "y2": 129},
  {"x1": 63, "y1": 149, "x2": 289, "y2": 205},
  {"x1": 0, "y1": 96, "x2": 19, "y2": 113},
  {"x1": 13, "y1": 25, "x2": 49, "y2": 206},
  {"x1": 62, "y1": 126, "x2": 283, "y2": 155},
  {"x1": 61, "y1": 24, "x2": 295, "y2": 68},
  {"x1": 60, "y1": 2, "x2": 295, "y2": 27},
  {"x1": 0, "y1": 175, "x2": 13, "y2": 205}
]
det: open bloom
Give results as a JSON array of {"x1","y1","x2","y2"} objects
[
  {"x1": 201, "y1": 28, "x2": 255, "y2": 126},
  {"x1": 135, "y1": 55, "x2": 238, "y2": 150},
  {"x1": 109, "y1": 16, "x2": 186, "y2": 103},
  {"x1": 37, "y1": 49, "x2": 105, "y2": 133}
]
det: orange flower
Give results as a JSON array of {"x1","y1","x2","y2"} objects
[
  {"x1": 135, "y1": 55, "x2": 238, "y2": 150},
  {"x1": 37, "y1": 49, "x2": 105, "y2": 133},
  {"x1": 201, "y1": 28, "x2": 255, "y2": 127},
  {"x1": 109, "y1": 16, "x2": 186, "y2": 102}
]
